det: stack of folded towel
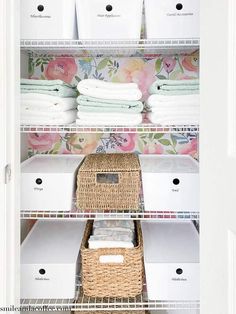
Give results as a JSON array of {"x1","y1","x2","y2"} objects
[
  {"x1": 147, "y1": 79, "x2": 200, "y2": 125},
  {"x1": 76, "y1": 79, "x2": 143, "y2": 126},
  {"x1": 21, "y1": 79, "x2": 78, "y2": 125},
  {"x1": 88, "y1": 220, "x2": 135, "y2": 249}
]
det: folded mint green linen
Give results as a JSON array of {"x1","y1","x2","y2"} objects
[
  {"x1": 149, "y1": 79, "x2": 199, "y2": 95},
  {"x1": 77, "y1": 95, "x2": 143, "y2": 113},
  {"x1": 21, "y1": 79, "x2": 77, "y2": 97}
]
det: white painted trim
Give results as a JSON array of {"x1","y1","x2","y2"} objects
[
  {"x1": 0, "y1": 0, "x2": 20, "y2": 312},
  {"x1": 228, "y1": 230, "x2": 236, "y2": 314},
  {"x1": 228, "y1": 0, "x2": 236, "y2": 157},
  {"x1": 0, "y1": 0, "x2": 9, "y2": 309}
]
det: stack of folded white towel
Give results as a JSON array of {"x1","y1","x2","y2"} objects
[
  {"x1": 88, "y1": 220, "x2": 135, "y2": 250},
  {"x1": 76, "y1": 79, "x2": 143, "y2": 126},
  {"x1": 21, "y1": 79, "x2": 78, "y2": 125},
  {"x1": 147, "y1": 79, "x2": 200, "y2": 125}
]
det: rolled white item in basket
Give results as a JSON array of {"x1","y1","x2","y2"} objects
[
  {"x1": 90, "y1": 234, "x2": 134, "y2": 242},
  {"x1": 93, "y1": 228, "x2": 134, "y2": 238},
  {"x1": 93, "y1": 220, "x2": 135, "y2": 230},
  {"x1": 88, "y1": 240, "x2": 134, "y2": 249}
]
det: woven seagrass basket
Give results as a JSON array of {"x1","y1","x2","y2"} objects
[
  {"x1": 81, "y1": 220, "x2": 143, "y2": 298},
  {"x1": 76, "y1": 153, "x2": 141, "y2": 211}
]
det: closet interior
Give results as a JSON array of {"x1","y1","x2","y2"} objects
[{"x1": 20, "y1": 0, "x2": 200, "y2": 313}]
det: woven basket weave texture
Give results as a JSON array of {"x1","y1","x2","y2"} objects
[
  {"x1": 81, "y1": 220, "x2": 144, "y2": 298},
  {"x1": 77, "y1": 153, "x2": 141, "y2": 211}
]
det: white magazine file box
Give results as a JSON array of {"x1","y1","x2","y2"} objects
[
  {"x1": 21, "y1": 0, "x2": 77, "y2": 39},
  {"x1": 21, "y1": 220, "x2": 86, "y2": 299},
  {"x1": 21, "y1": 155, "x2": 85, "y2": 211},
  {"x1": 76, "y1": 0, "x2": 143, "y2": 40},
  {"x1": 144, "y1": 0, "x2": 199, "y2": 39},
  {"x1": 139, "y1": 155, "x2": 199, "y2": 212},
  {"x1": 141, "y1": 221, "x2": 199, "y2": 301}
]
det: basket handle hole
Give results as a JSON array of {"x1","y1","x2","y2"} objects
[
  {"x1": 96, "y1": 173, "x2": 119, "y2": 184},
  {"x1": 99, "y1": 255, "x2": 124, "y2": 264}
]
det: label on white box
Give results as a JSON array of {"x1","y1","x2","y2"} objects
[
  {"x1": 145, "y1": 263, "x2": 200, "y2": 301},
  {"x1": 145, "y1": 0, "x2": 199, "y2": 39}
]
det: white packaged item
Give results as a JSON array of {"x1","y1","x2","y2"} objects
[
  {"x1": 21, "y1": 155, "x2": 84, "y2": 211},
  {"x1": 90, "y1": 234, "x2": 133, "y2": 242},
  {"x1": 145, "y1": 0, "x2": 199, "y2": 39},
  {"x1": 76, "y1": 0, "x2": 143, "y2": 40},
  {"x1": 21, "y1": 0, "x2": 77, "y2": 39},
  {"x1": 93, "y1": 228, "x2": 134, "y2": 237},
  {"x1": 93, "y1": 220, "x2": 135, "y2": 230},
  {"x1": 88, "y1": 240, "x2": 134, "y2": 249},
  {"x1": 139, "y1": 155, "x2": 199, "y2": 212},
  {"x1": 21, "y1": 220, "x2": 86, "y2": 299},
  {"x1": 142, "y1": 221, "x2": 199, "y2": 301}
]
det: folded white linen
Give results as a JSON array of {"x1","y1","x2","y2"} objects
[
  {"x1": 78, "y1": 79, "x2": 139, "y2": 90},
  {"x1": 148, "y1": 102, "x2": 199, "y2": 111},
  {"x1": 148, "y1": 112, "x2": 199, "y2": 125},
  {"x1": 76, "y1": 112, "x2": 143, "y2": 126},
  {"x1": 148, "y1": 94, "x2": 200, "y2": 106},
  {"x1": 150, "y1": 107, "x2": 199, "y2": 115},
  {"x1": 148, "y1": 106, "x2": 200, "y2": 115},
  {"x1": 21, "y1": 94, "x2": 77, "y2": 112},
  {"x1": 88, "y1": 240, "x2": 134, "y2": 249},
  {"x1": 77, "y1": 79, "x2": 142, "y2": 101},
  {"x1": 21, "y1": 109, "x2": 77, "y2": 125}
]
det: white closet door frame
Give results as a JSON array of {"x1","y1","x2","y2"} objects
[
  {"x1": 0, "y1": 0, "x2": 236, "y2": 312},
  {"x1": 201, "y1": 0, "x2": 236, "y2": 313},
  {"x1": 0, "y1": 0, "x2": 20, "y2": 311}
]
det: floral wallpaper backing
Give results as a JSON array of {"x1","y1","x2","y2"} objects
[
  {"x1": 27, "y1": 52, "x2": 199, "y2": 159},
  {"x1": 29, "y1": 52, "x2": 199, "y2": 100},
  {"x1": 28, "y1": 132, "x2": 198, "y2": 159}
]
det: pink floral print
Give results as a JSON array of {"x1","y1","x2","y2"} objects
[
  {"x1": 66, "y1": 134, "x2": 102, "y2": 154},
  {"x1": 163, "y1": 57, "x2": 176, "y2": 74},
  {"x1": 179, "y1": 138, "x2": 198, "y2": 159},
  {"x1": 115, "y1": 134, "x2": 137, "y2": 152},
  {"x1": 182, "y1": 53, "x2": 199, "y2": 72},
  {"x1": 28, "y1": 133, "x2": 60, "y2": 152},
  {"x1": 113, "y1": 59, "x2": 156, "y2": 100},
  {"x1": 45, "y1": 58, "x2": 77, "y2": 83},
  {"x1": 143, "y1": 143, "x2": 164, "y2": 154}
]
